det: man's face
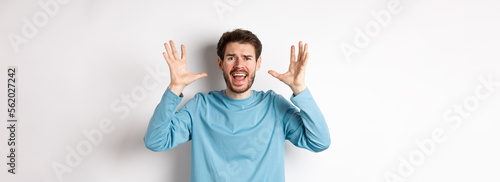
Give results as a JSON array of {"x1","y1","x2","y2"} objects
[{"x1": 218, "y1": 42, "x2": 261, "y2": 94}]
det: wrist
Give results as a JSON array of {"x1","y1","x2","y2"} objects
[
  {"x1": 168, "y1": 84, "x2": 186, "y2": 96},
  {"x1": 291, "y1": 85, "x2": 307, "y2": 96}
]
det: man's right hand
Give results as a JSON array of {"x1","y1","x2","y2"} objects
[{"x1": 163, "y1": 40, "x2": 207, "y2": 96}]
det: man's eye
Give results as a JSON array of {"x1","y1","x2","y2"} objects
[
  {"x1": 228, "y1": 57, "x2": 234, "y2": 60},
  {"x1": 245, "y1": 57, "x2": 251, "y2": 60}
]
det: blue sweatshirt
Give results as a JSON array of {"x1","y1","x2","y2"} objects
[{"x1": 144, "y1": 88, "x2": 330, "y2": 182}]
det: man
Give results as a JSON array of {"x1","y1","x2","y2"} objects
[{"x1": 144, "y1": 29, "x2": 330, "y2": 182}]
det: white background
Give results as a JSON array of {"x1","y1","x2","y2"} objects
[{"x1": 1, "y1": 0, "x2": 500, "y2": 181}]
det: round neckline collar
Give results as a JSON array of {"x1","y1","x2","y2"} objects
[{"x1": 222, "y1": 89, "x2": 255, "y2": 103}]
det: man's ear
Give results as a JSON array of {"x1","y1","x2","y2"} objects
[
  {"x1": 218, "y1": 57, "x2": 223, "y2": 71},
  {"x1": 256, "y1": 56, "x2": 262, "y2": 71}
]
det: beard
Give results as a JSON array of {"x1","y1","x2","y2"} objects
[{"x1": 222, "y1": 68, "x2": 256, "y2": 94}]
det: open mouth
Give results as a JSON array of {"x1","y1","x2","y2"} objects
[
  {"x1": 232, "y1": 73, "x2": 247, "y2": 81},
  {"x1": 230, "y1": 71, "x2": 248, "y2": 86}
]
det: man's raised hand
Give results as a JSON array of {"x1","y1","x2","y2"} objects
[
  {"x1": 268, "y1": 41, "x2": 309, "y2": 96},
  {"x1": 163, "y1": 40, "x2": 207, "y2": 96}
]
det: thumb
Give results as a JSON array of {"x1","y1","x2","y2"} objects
[
  {"x1": 268, "y1": 70, "x2": 281, "y2": 79},
  {"x1": 194, "y1": 72, "x2": 208, "y2": 80}
]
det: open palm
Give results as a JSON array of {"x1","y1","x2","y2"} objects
[
  {"x1": 163, "y1": 40, "x2": 207, "y2": 95},
  {"x1": 269, "y1": 41, "x2": 309, "y2": 95}
]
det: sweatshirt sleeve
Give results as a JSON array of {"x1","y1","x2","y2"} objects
[
  {"x1": 282, "y1": 88, "x2": 331, "y2": 152},
  {"x1": 144, "y1": 88, "x2": 193, "y2": 152}
]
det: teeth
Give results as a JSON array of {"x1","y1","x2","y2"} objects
[{"x1": 233, "y1": 73, "x2": 246, "y2": 77}]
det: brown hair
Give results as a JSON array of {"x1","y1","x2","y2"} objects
[{"x1": 216, "y1": 29, "x2": 262, "y2": 61}]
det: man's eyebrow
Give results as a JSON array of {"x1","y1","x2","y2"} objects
[
  {"x1": 243, "y1": 55, "x2": 253, "y2": 58},
  {"x1": 225, "y1": 54, "x2": 236, "y2": 56}
]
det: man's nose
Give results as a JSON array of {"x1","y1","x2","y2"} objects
[{"x1": 234, "y1": 57, "x2": 244, "y2": 68}]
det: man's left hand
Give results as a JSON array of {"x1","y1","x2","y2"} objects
[{"x1": 268, "y1": 41, "x2": 309, "y2": 95}]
